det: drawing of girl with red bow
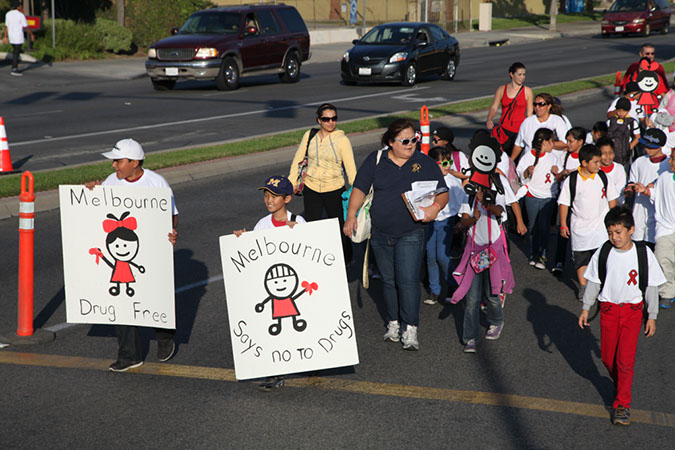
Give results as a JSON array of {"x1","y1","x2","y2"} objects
[{"x1": 89, "y1": 212, "x2": 145, "y2": 297}]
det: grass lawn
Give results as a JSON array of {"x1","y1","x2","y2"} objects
[{"x1": 474, "y1": 13, "x2": 601, "y2": 31}]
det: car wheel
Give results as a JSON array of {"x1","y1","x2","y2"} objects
[
  {"x1": 441, "y1": 57, "x2": 457, "y2": 81},
  {"x1": 151, "y1": 78, "x2": 176, "y2": 91},
  {"x1": 402, "y1": 62, "x2": 416, "y2": 87},
  {"x1": 279, "y1": 52, "x2": 300, "y2": 83},
  {"x1": 216, "y1": 58, "x2": 239, "y2": 91},
  {"x1": 642, "y1": 23, "x2": 651, "y2": 37}
]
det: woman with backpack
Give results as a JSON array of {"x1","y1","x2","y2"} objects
[
  {"x1": 289, "y1": 103, "x2": 357, "y2": 263},
  {"x1": 486, "y1": 62, "x2": 534, "y2": 158}
]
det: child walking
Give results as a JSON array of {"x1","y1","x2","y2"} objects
[
  {"x1": 606, "y1": 97, "x2": 640, "y2": 172},
  {"x1": 517, "y1": 128, "x2": 560, "y2": 269},
  {"x1": 579, "y1": 206, "x2": 666, "y2": 426},
  {"x1": 233, "y1": 175, "x2": 306, "y2": 391},
  {"x1": 558, "y1": 144, "x2": 619, "y2": 301},
  {"x1": 424, "y1": 146, "x2": 466, "y2": 304}
]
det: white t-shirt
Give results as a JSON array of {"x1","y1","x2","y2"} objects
[
  {"x1": 515, "y1": 115, "x2": 570, "y2": 154},
  {"x1": 5, "y1": 9, "x2": 28, "y2": 45},
  {"x1": 497, "y1": 151, "x2": 511, "y2": 178},
  {"x1": 254, "y1": 210, "x2": 306, "y2": 230},
  {"x1": 607, "y1": 97, "x2": 643, "y2": 119},
  {"x1": 600, "y1": 163, "x2": 627, "y2": 206},
  {"x1": 459, "y1": 189, "x2": 507, "y2": 246},
  {"x1": 557, "y1": 150, "x2": 580, "y2": 172},
  {"x1": 102, "y1": 169, "x2": 178, "y2": 215},
  {"x1": 516, "y1": 149, "x2": 560, "y2": 199},
  {"x1": 558, "y1": 172, "x2": 619, "y2": 252},
  {"x1": 584, "y1": 244, "x2": 666, "y2": 304},
  {"x1": 449, "y1": 150, "x2": 470, "y2": 172},
  {"x1": 438, "y1": 173, "x2": 465, "y2": 220},
  {"x1": 650, "y1": 170, "x2": 675, "y2": 240},
  {"x1": 628, "y1": 155, "x2": 670, "y2": 242}
]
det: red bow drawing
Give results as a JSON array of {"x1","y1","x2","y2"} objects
[
  {"x1": 103, "y1": 216, "x2": 137, "y2": 233},
  {"x1": 627, "y1": 269, "x2": 638, "y2": 286},
  {"x1": 301, "y1": 281, "x2": 319, "y2": 295},
  {"x1": 89, "y1": 247, "x2": 103, "y2": 264}
]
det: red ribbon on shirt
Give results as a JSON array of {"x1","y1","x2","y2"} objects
[
  {"x1": 601, "y1": 188, "x2": 606, "y2": 199},
  {"x1": 627, "y1": 269, "x2": 638, "y2": 286},
  {"x1": 545, "y1": 173, "x2": 552, "y2": 184},
  {"x1": 102, "y1": 217, "x2": 137, "y2": 233}
]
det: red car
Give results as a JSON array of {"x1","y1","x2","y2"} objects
[{"x1": 601, "y1": 0, "x2": 671, "y2": 36}]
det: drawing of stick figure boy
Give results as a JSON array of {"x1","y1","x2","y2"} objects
[
  {"x1": 256, "y1": 263, "x2": 318, "y2": 336},
  {"x1": 89, "y1": 211, "x2": 145, "y2": 297}
]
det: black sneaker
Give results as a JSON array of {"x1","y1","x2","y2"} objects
[
  {"x1": 157, "y1": 339, "x2": 176, "y2": 362},
  {"x1": 108, "y1": 360, "x2": 143, "y2": 372},
  {"x1": 10, "y1": 69, "x2": 22, "y2": 77},
  {"x1": 612, "y1": 405, "x2": 630, "y2": 426},
  {"x1": 258, "y1": 376, "x2": 285, "y2": 392}
]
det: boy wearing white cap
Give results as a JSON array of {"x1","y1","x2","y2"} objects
[{"x1": 86, "y1": 138, "x2": 179, "y2": 372}]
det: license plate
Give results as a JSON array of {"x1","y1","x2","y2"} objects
[
  {"x1": 165, "y1": 67, "x2": 179, "y2": 76},
  {"x1": 358, "y1": 67, "x2": 372, "y2": 76},
  {"x1": 615, "y1": 26, "x2": 624, "y2": 31}
]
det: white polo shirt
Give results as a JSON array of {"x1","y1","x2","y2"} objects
[
  {"x1": 558, "y1": 171, "x2": 619, "y2": 252},
  {"x1": 584, "y1": 243, "x2": 666, "y2": 304},
  {"x1": 5, "y1": 9, "x2": 28, "y2": 45},
  {"x1": 650, "y1": 170, "x2": 675, "y2": 240},
  {"x1": 628, "y1": 155, "x2": 670, "y2": 242},
  {"x1": 514, "y1": 115, "x2": 570, "y2": 154},
  {"x1": 516, "y1": 149, "x2": 560, "y2": 199}
]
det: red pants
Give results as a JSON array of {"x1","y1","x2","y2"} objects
[{"x1": 599, "y1": 301, "x2": 643, "y2": 409}]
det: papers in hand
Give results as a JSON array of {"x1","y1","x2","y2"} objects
[{"x1": 401, "y1": 181, "x2": 448, "y2": 221}]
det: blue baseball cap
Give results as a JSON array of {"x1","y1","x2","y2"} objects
[{"x1": 258, "y1": 176, "x2": 293, "y2": 196}]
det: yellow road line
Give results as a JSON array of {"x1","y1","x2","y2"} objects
[{"x1": 1, "y1": 351, "x2": 673, "y2": 428}]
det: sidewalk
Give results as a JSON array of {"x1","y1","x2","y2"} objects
[{"x1": 5, "y1": 21, "x2": 599, "y2": 81}]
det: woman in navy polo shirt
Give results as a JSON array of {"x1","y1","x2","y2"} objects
[{"x1": 344, "y1": 118, "x2": 449, "y2": 351}]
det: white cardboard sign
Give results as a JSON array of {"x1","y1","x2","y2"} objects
[
  {"x1": 220, "y1": 219, "x2": 359, "y2": 380},
  {"x1": 59, "y1": 185, "x2": 175, "y2": 329}
]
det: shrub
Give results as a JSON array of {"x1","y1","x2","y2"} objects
[
  {"x1": 126, "y1": 0, "x2": 214, "y2": 49},
  {"x1": 95, "y1": 18, "x2": 133, "y2": 53},
  {"x1": 33, "y1": 19, "x2": 106, "y2": 60}
]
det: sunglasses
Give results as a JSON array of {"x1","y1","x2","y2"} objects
[
  {"x1": 393, "y1": 136, "x2": 419, "y2": 146},
  {"x1": 319, "y1": 116, "x2": 338, "y2": 122},
  {"x1": 432, "y1": 137, "x2": 443, "y2": 143},
  {"x1": 644, "y1": 52, "x2": 654, "y2": 55},
  {"x1": 533, "y1": 102, "x2": 549, "y2": 107},
  {"x1": 437, "y1": 160, "x2": 451, "y2": 167}
]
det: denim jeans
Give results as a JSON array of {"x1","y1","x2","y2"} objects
[
  {"x1": 426, "y1": 217, "x2": 455, "y2": 296},
  {"x1": 463, "y1": 270, "x2": 503, "y2": 343},
  {"x1": 370, "y1": 227, "x2": 426, "y2": 330},
  {"x1": 524, "y1": 196, "x2": 555, "y2": 259}
]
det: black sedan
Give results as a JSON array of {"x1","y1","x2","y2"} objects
[{"x1": 341, "y1": 22, "x2": 460, "y2": 87}]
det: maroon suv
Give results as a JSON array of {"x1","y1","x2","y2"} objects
[{"x1": 145, "y1": 5, "x2": 310, "y2": 90}]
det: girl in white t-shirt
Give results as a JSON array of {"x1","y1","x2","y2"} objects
[
  {"x1": 517, "y1": 128, "x2": 559, "y2": 269},
  {"x1": 424, "y1": 147, "x2": 466, "y2": 305},
  {"x1": 511, "y1": 93, "x2": 570, "y2": 162}
]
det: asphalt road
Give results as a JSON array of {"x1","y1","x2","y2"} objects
[
  {"x1": 1, "y1": 90, "x2": 674, "y2": 447},
  {"x1": 2, "y1": 33, "x2": 675, "y2": 172}
]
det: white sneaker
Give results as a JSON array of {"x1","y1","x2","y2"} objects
[
  {"x1": 383, "y1": 321, "x2": 400, "y2": 342},
  {"x1": 401, "y1": 325, "x2": 419, "y2": 351}
]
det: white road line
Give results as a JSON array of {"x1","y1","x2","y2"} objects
[
  {"x1": 37, "y1": 274, "x2": 226, "y2": 336},
  {"x1": 14, "y1": 109, "x2": 64, "y2": 117},
  {"x1": 11, "y1": 87, "x2": 429, "y2": 147}
]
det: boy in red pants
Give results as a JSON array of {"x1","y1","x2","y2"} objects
[{"x1": 578, "y1": 206, "x2": 666, "y2": 425}]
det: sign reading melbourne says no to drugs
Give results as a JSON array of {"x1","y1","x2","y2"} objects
[
  {"x1": 220, "y1": 219, "x2": 359, "y2": 380},
  {"x1": 60, "y1": 185, "x2": 175, "y2": 329}
]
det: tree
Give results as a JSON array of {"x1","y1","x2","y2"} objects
[
  {"x1": 116, "y1": 0, "x2": 124, "y2": 26},
  {"x1": 549, "y1": 0, "x2": 558, "y2": 32}
]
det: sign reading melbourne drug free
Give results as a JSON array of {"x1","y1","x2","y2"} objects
[
  {"x1": 220, "y1": 219, "x2": 359, "y2": 380},
  {"x1": 59, "y1": 185, "x2": 175, "y2": 329}
]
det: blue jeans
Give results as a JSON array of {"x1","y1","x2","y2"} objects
[
  {"x1": 524, "y1": 196, "x2": 555, "y2": 259},
  {"x1": 370, "y1": 227, "x2": 426, "y2": 330},
  {"x1": 463, "y1": 270, "x2": 504, "y2": 343},
  {"x1": 426, "y1": 217, "x2": 455, "y2": 296}
]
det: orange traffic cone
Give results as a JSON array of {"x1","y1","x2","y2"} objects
[{"x1": 0, "y1": 117, "x2": 15, "y2": 173}]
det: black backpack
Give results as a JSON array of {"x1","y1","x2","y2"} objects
[
  {"x1": 607, "y1": 116, "x2": 635, "y2": 166},
  {"x1": 568, "y1": 170, "x2": 609, "y2": 212}
]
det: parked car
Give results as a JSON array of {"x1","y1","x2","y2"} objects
[
  {"x1": 145, "y1": 5, "x2": 310, "y2": 91},
  {"x1": 340, "y1": 22, "x2": 460, "y2": 87},
  {"x1": 601, "y1": 0, "x2": 670, "y2": 36}
]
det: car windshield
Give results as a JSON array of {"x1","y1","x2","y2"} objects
[
  {"x1": 608, "y1": 0, "x2": 647, "y2": 12},
  {"x1": 360, "y1": 25, "x2": 415, "y2": 44},
  {"x1": 178, "y1": 12, "x2": 242, "y2": 34}
]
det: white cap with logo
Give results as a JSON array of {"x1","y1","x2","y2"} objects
[{"x1": 101, "y1": 139, "x2": 145, "y2": 160}]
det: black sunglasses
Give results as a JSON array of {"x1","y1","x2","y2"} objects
[
  {"x1": 533, "y1": 102, "x2": 549, "y2": 107},
  {"x1": 393, "y1": 136, "x2": 419, "y2": 146},
  {"x1": 319, "y1": 116, "x2": 338, "y2": 122}
]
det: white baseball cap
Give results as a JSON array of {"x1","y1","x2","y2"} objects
[{"x1": 101, "y1": 139, "x2": 145, "y2": 160}]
